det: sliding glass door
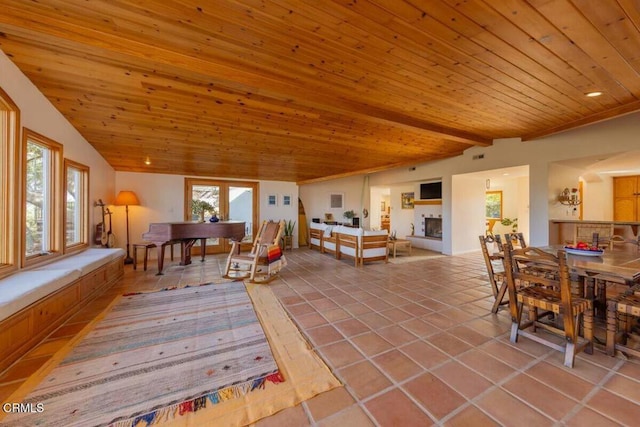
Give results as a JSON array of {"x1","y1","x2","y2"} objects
[{"x1": 185, "y1": 178, "x2": 258, "y2": 254}]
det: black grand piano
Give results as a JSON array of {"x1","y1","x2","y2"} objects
[{"x1": 142, "y1": 221, "x2": 245, "y2": 275}]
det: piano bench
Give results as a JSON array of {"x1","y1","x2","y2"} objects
[{"x1": 133, "y1": 241, "x2": 180, "y2": 271}]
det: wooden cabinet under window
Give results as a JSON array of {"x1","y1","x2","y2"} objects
[{"x1": 614, "y1": 176, "x2": 640, "y2": 221}]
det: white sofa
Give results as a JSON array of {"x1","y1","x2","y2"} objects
[
  {"x1": 309, "y1": 222, "x2": 329, "y2": 251},
  {"x1": 360, "y1": 229, "x2": 390, "y2": 265},
  {"x1": 308, "y1": 222, "x2": 388, "y2": 266}
]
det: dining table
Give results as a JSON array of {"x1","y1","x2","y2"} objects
[
  {"x1": 492, "y1": 244, "x2": 640, "y2": 314},
  {"x1": 558, "y1": 245, "x2": 640, "y2": 318},
  {"x1": 561, "y1": 246, "x2": 640, "y2": 283}
]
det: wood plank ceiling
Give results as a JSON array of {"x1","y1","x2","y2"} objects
[{"x1": 1, "y1": 0, "x2": 639, "y2": 183}]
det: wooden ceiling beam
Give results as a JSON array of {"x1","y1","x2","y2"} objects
[{"x1": 523, "y1": 100, "x2": 640, "y2": 141}]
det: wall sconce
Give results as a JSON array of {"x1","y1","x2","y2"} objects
[{"x1": 558, "y1": 187, "x2": 581, "y2": 206}]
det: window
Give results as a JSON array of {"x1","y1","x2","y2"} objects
[
  {"x1": 486, "y1": 191, "x2": 503, "y2": 219},
  {"x1": 185, "y1": 178, "x2": 258, "y2": 254},
  {"x1": 64, "y1": 159, "x2": 89, "y2": 253},
  {"x1": 23, "y1": 129, "x2": 63, "y2": 265},
  {"x1": 0, "y1": 87, "x2": 20, "y2": 278}
]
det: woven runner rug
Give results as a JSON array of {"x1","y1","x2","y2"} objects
[{"x1": 1, "y1": 282, "x2": 284, "y2": 427}]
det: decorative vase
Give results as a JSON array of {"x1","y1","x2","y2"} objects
[{"x1": 209, "y1": 215, "x2": 219, "y2": 223}]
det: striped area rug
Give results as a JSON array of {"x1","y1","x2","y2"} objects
[{"x1": 2, "y1": 282, "x2": 283, "y2": 427}]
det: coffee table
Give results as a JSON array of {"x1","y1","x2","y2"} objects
[{"x1": 388, "y1": 239, "x2": 412, "y2": 258}]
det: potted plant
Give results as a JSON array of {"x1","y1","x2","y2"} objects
[
  {"x1": 284, "y1": 219, "x2": 296, "y2": 236},
  {"x1": 500, "y1": 217, "x2": 518, "y2": 233},
  {"x1": 282, "y1": 219, "x2": 295, "y2": 250},
  {"x1": 343, "y1": 209, "x2": 356, "y2": 225},
  {"x1": 191, "y1": 199, "x2": 215, "y2": 222}
]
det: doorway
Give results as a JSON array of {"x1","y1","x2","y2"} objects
[
  {"x1": 451, "y1": 166, "x2": 529, "y2": 254},
  {"x1": 185, "y1": 178, "x2": 258, "y2": 254}
]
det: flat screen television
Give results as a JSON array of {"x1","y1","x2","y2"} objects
[{"x1": 420, "y1": 182, "x2": 442, "y2": 200}]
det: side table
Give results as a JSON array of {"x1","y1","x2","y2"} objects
[{"x1": 388, "y1": 239, "x2": 412, "y2": 258}]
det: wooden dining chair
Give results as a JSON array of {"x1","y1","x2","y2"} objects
[
  {"x1": 587, "y1": 235, "x2": 637, "y2": 318},
  {"x1": 503, "y1": 244, "x2": 594, "y2": 368},
  {"x1": 608, "y1": 234, "x2": 640, "y2": 251},
  {"x1": 478, "y1": 235, "x2": 506, "y2": 313},
  {"x1": 504, "y1": 232, "x2": 526, "y2": 250},
  {"x1": 606, "y1": 283, "x2": 640, "y2": 358}
]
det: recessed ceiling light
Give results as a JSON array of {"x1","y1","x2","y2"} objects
[
  {"x1": 586, "y1": 91, "x2": 603, "y2": 97},
  {"x1": 144, "y1": 157, "x2": 151, "y2": 165}
]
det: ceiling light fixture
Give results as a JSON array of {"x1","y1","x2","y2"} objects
[
  {"x1": 144, "y1": 157, "x2": 151, "y2": 165},
  {"x1": 586, "y1": 91, "x2": 603, "y2": 97}
]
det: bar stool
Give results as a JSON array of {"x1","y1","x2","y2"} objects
[{"x1": 133, "y1": 241, "x2": 180, "y2": 271}]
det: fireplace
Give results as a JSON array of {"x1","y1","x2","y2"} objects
[{"x1": 424, "y1": 218, "x2": 442, "y2": 240}]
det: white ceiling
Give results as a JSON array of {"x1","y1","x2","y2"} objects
[{"x1": 556, "y1": 151, "x2": 640, "y2": 176}]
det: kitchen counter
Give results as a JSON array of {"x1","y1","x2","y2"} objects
[{"x1": 549, "y1": 220, "x2": 640, "y2": 245}]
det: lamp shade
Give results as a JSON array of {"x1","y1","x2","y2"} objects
[{"x1": 114, "y1": 190, "x2": 140, "y2": 206}]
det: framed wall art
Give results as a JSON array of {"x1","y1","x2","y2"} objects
[
  {"x1": 329, "y1": 193, "x2": 344, "y2": 209},
  {"x1": 485, "y1": 191, "x2": 502, "y2": 219},
  {"x1": 401, "y1": 192, "x2": 414, "y2": 209}
]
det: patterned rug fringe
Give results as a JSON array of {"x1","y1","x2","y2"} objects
[{"x1": 110, "y1": 370, "x2": 283, "y2": 427}]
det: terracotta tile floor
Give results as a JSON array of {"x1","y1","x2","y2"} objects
[{"x1": 2, "y1": 248, "x2": 640, "y2": 426}]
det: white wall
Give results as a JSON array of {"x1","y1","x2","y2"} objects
[
  {"x1": 114, "y1": 172, "x2": 299, "y2": 250},
  {"x1": 446, "y1": 171, "x2": 529, "y2": 254},
  {"x1": 389, "y1": 183, "x2": 415, "y2": 237},
  {"x1": 548, "y1": 162, "x2": 614, "y2": 221},
  {"x1": 299, "y1": 175, "x2": 370, "y2": 228},
  {"x1": 548, "y1": 163, "x2": 584, "y2": 220},
  {"x1": 451, "y1": 175, "x2": 485, "y2": 254},
  {"x1": 260, "y1": 180, "x2": 300, "y2": 246},
  {"x1": 583, "y1": 177, "x2": 613, "y2": 221},
  {"x1": 300, "y1": 112, "x2": 640, "y2": 254},
  {"x1": 0, "y1": 50, "x2": 115, "y2": 242},
  {"x1": 517, "y1": 176, "x2": 530, "y2": 240}
]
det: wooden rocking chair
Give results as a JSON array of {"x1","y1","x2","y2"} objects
[{"x1": 224, "y1": 220, "x2": 286, "y2": 283}]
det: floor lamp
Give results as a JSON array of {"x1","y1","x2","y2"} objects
[{"x1": 115, "y1": 190, "x2": 140, "y2": 264}]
